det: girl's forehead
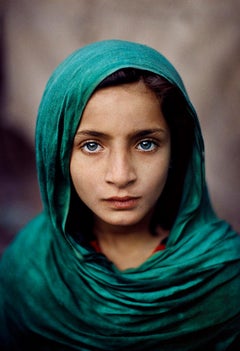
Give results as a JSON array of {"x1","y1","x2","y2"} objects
[{"x1": 75, "y1": 82, "x2": 169, "y2": 137}]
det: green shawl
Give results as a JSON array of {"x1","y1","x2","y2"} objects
[{"x1": 0, "y1": 40, "x2": 240, "y2": 350}]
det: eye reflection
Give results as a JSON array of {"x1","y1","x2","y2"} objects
[
  {"x1": 82, "y1": 142, "x2": 101, "y2": 153},
  {"x1": 137, "y1": 140, "x2": 157, "y2": 151}
]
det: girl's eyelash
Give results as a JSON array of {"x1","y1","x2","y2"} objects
[
  {"x1": 136, "y1": 139, "x2": 160, "y2": 151},
  {"x1": 79, "y1": 138, "x2": 160, "y2": 154},
  {"x1": 80, "y1": 141, "x2": 103, "y2": 153}
]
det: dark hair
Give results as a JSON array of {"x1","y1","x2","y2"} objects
[{"x1": 68, "y1": 68, "x2": 194, "y2": 240}]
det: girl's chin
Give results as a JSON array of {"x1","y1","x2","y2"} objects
[{"x1": 94, "y1": 213, "x2": 151, "y2": 232}]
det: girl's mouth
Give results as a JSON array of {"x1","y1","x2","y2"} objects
[{"x1": 104, "y1": 196, "x2": 140, "y2": 210}]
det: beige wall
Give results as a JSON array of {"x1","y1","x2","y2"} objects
[{"x1": 2, "y1": 0, "x2": 240, "y2": 237}]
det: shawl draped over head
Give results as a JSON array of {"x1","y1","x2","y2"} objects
[{"x1": 0, "y1": 40, "x2": 240, "y2": 351}]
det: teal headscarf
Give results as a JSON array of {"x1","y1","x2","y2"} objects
[{"x1": 1, "y1": 40, "x2": 240, "y2": 350}]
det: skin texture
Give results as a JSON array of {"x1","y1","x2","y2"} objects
[{"x1": 70, "y1": 82, "x2": 171, "y2": 269}]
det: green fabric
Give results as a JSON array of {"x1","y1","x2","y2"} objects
[{"x1": 0, "y1": 39, "x2": 240, "y2": 350}]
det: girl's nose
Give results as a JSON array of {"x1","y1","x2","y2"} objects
[{"x1": 105, "y1": 150, "x2": 137, "y2": 188}]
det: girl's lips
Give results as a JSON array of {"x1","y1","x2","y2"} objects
[{"x1": 104, "y1": 197, "x2": 140, "y2": 209}]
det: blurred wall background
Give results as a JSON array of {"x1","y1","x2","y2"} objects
[{"x1": 0, "y1": 0, "x2": 240, "y2": 253}]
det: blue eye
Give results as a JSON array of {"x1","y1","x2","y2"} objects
[
  {"x1": 137, "y1": 140, "x2": 157, "y2": 151},
  {"x1": 82, "y1": 142, "x2": 101, "y2": 153}
]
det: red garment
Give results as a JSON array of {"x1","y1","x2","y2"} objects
[
  {"x1": 90, "y1": 240, "x2": 166, "y2": 254},
  {"x1": 152, "y1": 242, "x2": 166, "y2": 253},
  {"x1": 90, "y1": 240, "x2": 101, "y2": 253}
]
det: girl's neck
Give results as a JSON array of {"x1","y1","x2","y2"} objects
[{"x1": 93, "y1": 222, "x2": 169, "y2": 270}]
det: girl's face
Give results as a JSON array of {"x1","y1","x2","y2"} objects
[{"x1": 70, "y1": 82, "x2": 171, "y2": 233}]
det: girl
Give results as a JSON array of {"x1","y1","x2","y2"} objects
[{"x1": 0, "y1": 40, "x2": 239, "y2": 350}]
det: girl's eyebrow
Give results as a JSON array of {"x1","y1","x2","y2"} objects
[
  {"x1": 75, "y1": 128, "x2": 167, "y2": 139},
  {"x1": 133, "y1": 128, "x2": 167, "y2": 138},
  {"x1": 75, "y1": 130, "x2": 106, "y2": 138}
]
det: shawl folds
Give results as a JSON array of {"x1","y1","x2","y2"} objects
[{"x1": 0, "y1": 40, "x2": 240, "y2": 350}]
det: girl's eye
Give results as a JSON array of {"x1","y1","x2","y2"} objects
[
  {"x1": 137, "y1": 140, "x2": 158, "y2": 151},
  {"x1": 81, "y1": 142, "x2": 102, "y2": 153}
]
